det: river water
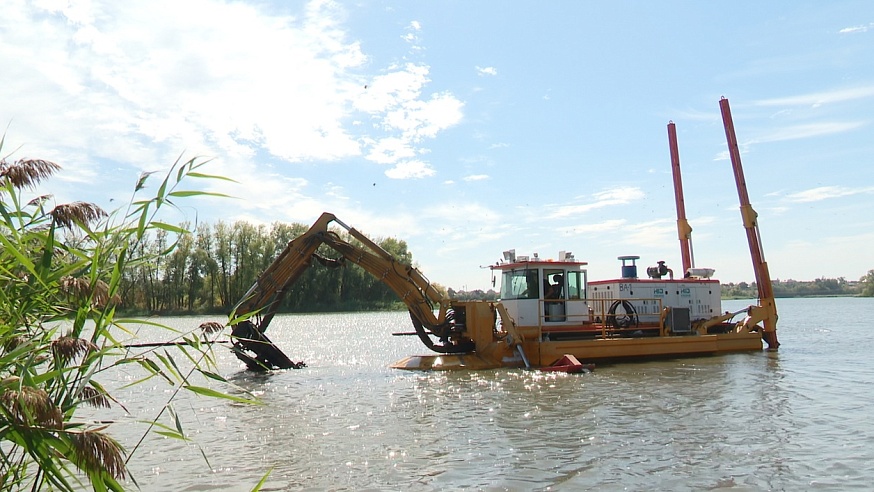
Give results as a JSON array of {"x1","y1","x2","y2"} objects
[{"x1": 96, "y1": 297, "x2": 873, "y2": 491}]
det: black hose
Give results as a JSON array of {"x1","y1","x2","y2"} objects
[
  {"x1": 607, "y1": 300, "x2": 638, "y2": 329},
  {"x1": 409, "y1": 310, "x2": 475, "y2": 354}
]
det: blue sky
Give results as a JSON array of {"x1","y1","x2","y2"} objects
[{"x1": 3, "y1": 1, "x2": 873, "y2": 290}]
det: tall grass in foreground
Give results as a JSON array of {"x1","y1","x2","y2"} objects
[{"x1": 0, "y1": 136, "x2": 258, "y2": 491}]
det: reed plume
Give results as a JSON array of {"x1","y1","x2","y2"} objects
[
  {"x1": 0, "y1": 158, "x2": 61, "y2": 189},
  {"x1": 70, "y1": 429, "x2": 127, "y2": 479},
  {"x1": 0, "y1": 385, "x2": 63, "y2": 429},
  {"x1": 50, "y1": 201, "x2": 107, "y2": 228},
  {"x1": 78, "y1": 386, "x2": 112, "y2": 409},
  {"x1": 199, "y1": 321, "x2": 225, "y2": 334},
  {"x1": 52, "y1": 335, "x2": 98, "y2": 363},
  {"x1": 58, "y1": 277, "x2": 121, "y2": 307}
]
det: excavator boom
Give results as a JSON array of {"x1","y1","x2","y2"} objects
[{"x1": 228, "y1": 213, "x2": 473, "y2": 370}]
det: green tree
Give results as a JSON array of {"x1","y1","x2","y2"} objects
[
  {"x1": 861, "y1": 270, "x2": 874, "y2": 297},
  {"x1": 195, "y1": 222, "x2": 219, "y2": 310},
  {"x1": 213, "y1": 220, "x2": 233, "y2": 307},
  {"x1": 164, "y1": 223, "x2": 193, "y2": 310}
]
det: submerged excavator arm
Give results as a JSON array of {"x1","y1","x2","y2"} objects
[{"x1": 229, "y1": 212, "x2": 474, "y2": 370}]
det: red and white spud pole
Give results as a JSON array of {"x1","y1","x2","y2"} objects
[
  {"x1": 719, "y1": 97, "x2": 779, "y2": 349},
  {"x1": 668, "y1": 121, "x2": 694, "y2": 276}
]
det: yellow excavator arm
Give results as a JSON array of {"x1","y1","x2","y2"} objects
[{"x1": 229, "y1": 212, "x2": 474, "y2": 370}]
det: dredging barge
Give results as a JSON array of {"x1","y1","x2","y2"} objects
[{"x1": 228, "y1": 98, "x2": 778, "y2": 371}]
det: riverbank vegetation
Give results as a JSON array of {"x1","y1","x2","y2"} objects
[
  {"x1": 117, "y1": 220, "x2": 874, "y2": 309},
  {"x1": 0, "y1": 146, "x2": 256, "y2": 490},
  {"x1": 119, "y1": 220, "x2": 413, "y2": 316},
  {"x1": 447, "y1": 276, "x2": 872, "y2": 301},
  {"x1": 722, "y1": 276, "x2": 868, "y2": 298},
  {"x1": 113, "y1": 218, "x2": 874, "y2": 311}
]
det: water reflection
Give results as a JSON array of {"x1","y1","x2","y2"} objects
[{"x1": 92, "y1": 301, "x2": 874, "y2": 491}]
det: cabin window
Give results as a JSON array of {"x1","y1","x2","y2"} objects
[
  {"x1": 501, "y1": 269, "x2": 539, "y2": 300},
  {"x1": 567, "y1": 270, "x2": 586, "y2": 299},
  {"x1": 543, "y1": 269, "x2": 565, "y2": 299}
]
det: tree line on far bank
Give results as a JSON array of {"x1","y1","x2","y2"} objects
[
  {"x1": 119, "y1": 220, "x2": 418, "y2": 315},
  {"x1": 121, "y1": 218, "x2": 874, "y2": 316},
  {"x1": 722, "y1": 273, "x2": 874, "y2": 298},
  {"x1": 451, "y1": 274, "x2": 873, "y2": 302}
]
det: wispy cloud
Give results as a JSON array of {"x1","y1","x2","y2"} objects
[
  {"x1": 356, "y1": 63, "x2": 465, "y2": 174},
  {"x1": 0, "y1": 1, "x2": 462, "y2": 182},
  {"x1": 709, "y1": 86, "x2": 873, "y2": 160},
  {"x1": 622, "y1": 219, "x2": 676, "y2": 249},
  {"x1": 754, "y1": 86, "x2": 874, "y2": 108},
  {"x1": 385, "y1": 160, "x2": 436, "y2": 179},
  {"x1": 548, "y1": 187, "x2": 645, "y2": 219},
  {"x1": 785, "y1": 185, "x2": 874, "y2": 203},
  {"x1": 463, "y1": 174, "x2": 490, "y2": 182},
  {"x1": 365, "y1": 137, "x2": 416, "y2": 164},
  {"x1": 752, "y1": 121, "x2": 867, "y2": 143},
  {"x1": 556, "y1": 219, "x2": 627, "y2": 236},
  {"x1": 668, "y1": 108, "x2": 721, "y2": 123},
  {"x1": 839, "y1": 23, "x2": 874, "y2": 34},
  {"x1": 403, "y1": 20, "x2": 422, "y2": 44},
  {"x1": 476, "y1": 66, "x2": 497, "y2": 76}
]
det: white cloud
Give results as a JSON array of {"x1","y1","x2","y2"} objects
[
  {"x1": 365, "y1": 137, "x2": 416, "y2": 164},
  {"x1": 785, "y1": 185, "x2": 874, "y2": 203},
  {"x1": 355, "y1": 64, "x2": 431, "y2": 114},
  {"x1": 670, "y1": 108, "x2": 721, "y2": 123},
  {"x1": 383, "y1": 91, "x2": 465, "y2": 140},
  {"x1": 463, "y1": 174, "x2": 490, "y2": 182},
  {"x1": 754, "y1": 86, "x2": 874, "y2": 108},
  {"x1": 1, "y1": 0, "x2": 462, "y2": 187},
  {"x1": 324, "y1": 183, "x2": 349, "y2": 200},
  {"x1": 196, "y1": 161, "x2": 321, "y2": 222},
  {"x1": 557, "y1": 219, "x2": 628, "y2": 236},
  {"x1": 839, "y1": 23, "x2": 874, "y2": 34},
  {"x1": 476, "y1": 66, "x2": 497, "y2": 76},
  {"x1": 417, "y1": 203, "x2": 509, "y2": 257},
  {"x1": 356, "y1": 63, "x2": 464, "y2": 174},
  {"x1": 711, "y1": 88, "x2": 870, "y2": 160},
  {"x1": 1, "y1": 0, "x2": 372, "y2": 167},
  {"x1": 403, "y1": 21, "x2": 422, "y2": 45},
  {"x1": 752, "y1": 121, "x2": 866, "y2": 143},
  {"x1": 548, "y1": 187, "x2": 646, "y2": 219},
  {"x1": 622, "y1": 219, "x2": 676, "y2": 249},
  {"x1": 713, "y1": 119, "x2": 866, "y2": 161},
  {"x1": 385, "y1": 160, "x2": 435, "y2": 179}
]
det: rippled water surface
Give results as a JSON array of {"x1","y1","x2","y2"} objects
[{"x1": 99, "y1": 298, "x2": 874, "y2": 491}]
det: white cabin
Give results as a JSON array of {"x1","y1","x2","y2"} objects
[
  {"x1": 490, "y1": 250, "x2": 589, "y2": 329},
  {"x1": 491, "y1": 250, "x2": 722, "y2": 333}
]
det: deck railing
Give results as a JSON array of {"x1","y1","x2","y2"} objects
[{"x1": 537, "y1": 297, "x2": 668, "y2": 339}]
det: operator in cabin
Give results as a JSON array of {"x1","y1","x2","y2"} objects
[{"x1": 545, "y1": 274, "x2": 563, "y2": 299}]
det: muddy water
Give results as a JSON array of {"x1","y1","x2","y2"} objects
[{"x1": 97, "y1": 297, "x2": 873, "y2": 491}]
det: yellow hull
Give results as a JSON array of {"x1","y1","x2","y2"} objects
[
  {"x1": 391, "y1": 332, "x2": 763, "y2": 370},
  {"x1": 532, "y1": 332, "x2": 762, "y2": 366},
  {"x1": 389, "y1": 302, "x2": 766, "y2": 371}
]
